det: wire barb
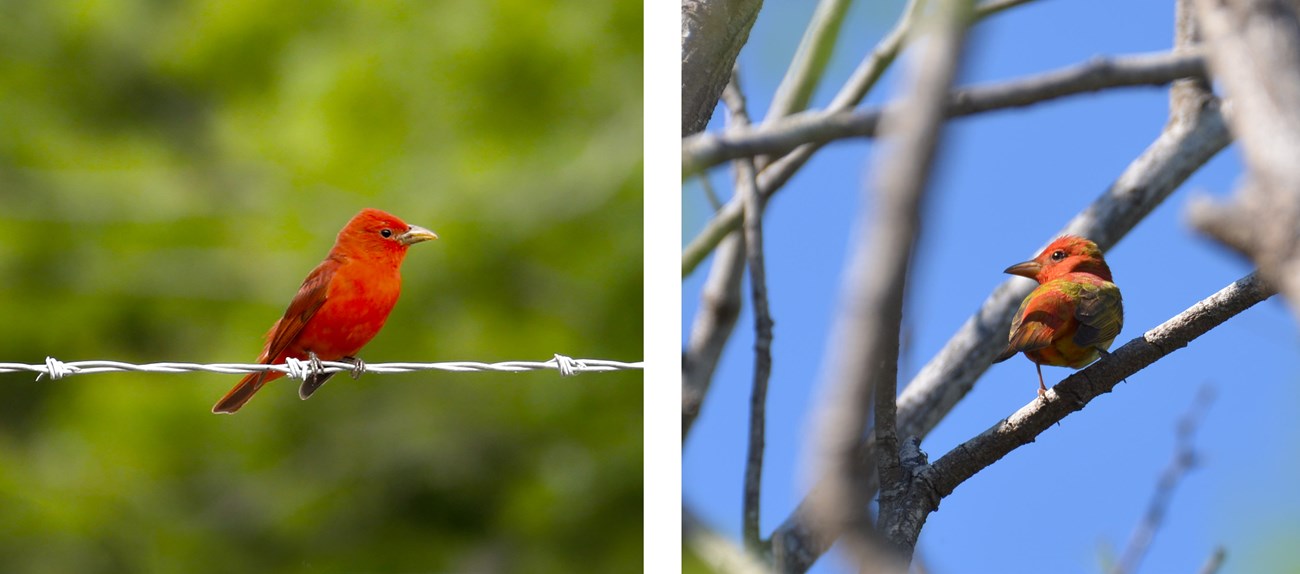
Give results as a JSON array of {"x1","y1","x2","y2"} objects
[
  {"x1": 38, "y1": 356, "x2": 75, "y2": 381},
  {"x1": 284, "y1": 357, "x2": 309, "y2": 381},
  {"x1": 5, "y1": 356, "x2": 643, "y2": 382},
  {"x1": 553, "y1": 354, "x2": 580, "y2": 376}
]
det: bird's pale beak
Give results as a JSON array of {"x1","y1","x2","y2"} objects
[
  {"x1": 1003, "y1": 260, "x2": 1042, "y2": 279},
  {"x1": 398, "y1": 225, "x2": 438, "y2": 245}
]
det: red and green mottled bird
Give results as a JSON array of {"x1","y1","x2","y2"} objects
[
  {"x1": 993, "y1": 236, "x2": 1123, "y2": 396},
  {"x1": 212, "y1": 208, "x2": 438, "y2": 414}
]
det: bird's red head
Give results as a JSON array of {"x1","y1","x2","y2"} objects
[
  {"x1": 331, "y1": 208, "x2": 438, "y2": 265},
  {"x1": 1003, "y1": 235, "x2": 1112, "y2": 284}
]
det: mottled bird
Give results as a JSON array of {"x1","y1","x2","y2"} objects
[
  {"x1": 213, "y1": 208, "x2": 438, "y2": 414},
  {"x1": 994, "y1": 236, "x2": 1123, "y2": 396}
]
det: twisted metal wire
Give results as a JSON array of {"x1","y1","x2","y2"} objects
[{"x1": 0, "y1": 355, "x2": 642, "y2": 381}]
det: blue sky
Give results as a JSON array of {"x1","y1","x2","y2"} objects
[{"x1": 682, "y1": 1, "x2": 1300, "y2": 572}]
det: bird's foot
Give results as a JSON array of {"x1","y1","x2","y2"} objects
[
  {"x1": 342, "y1": 356, "x2": 366, "y2": 380},
  {"x1": 1037, "y1": 384, "x2": 1047, "y2": 398},
  {"x1": 307, "y1": 351, "x2": 324, "y2": 379},
  {"x1": 298, "y1": 351, "x2": 335, "y2": 400}
]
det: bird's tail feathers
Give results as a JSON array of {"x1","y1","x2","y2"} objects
[
  {"x1": 212, "y1": 371, "x2": 280, "y2": 414},
  {"x1": 992, "y1": 345, "x2": 1018, "y2": 364}
]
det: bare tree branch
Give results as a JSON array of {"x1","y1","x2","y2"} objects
[
  {"x1": 720, "y1": 70, "x2": 777, "y2": 555},
  {"x1": 810, "y1": 0, "x2": 973, "y2": 566},
  {"x1": 683, "y1": 0, "x2": 765, "y2": 136},
  {"x1": 685, "y1": 50, "x2": 1208, "y2": 176},
  {"x1": 1111, "y1": 385, "x2": 1215, "y2": 574},
  {"x1": 771, "y1": 47, "x2": 1230, "y2": 574},
  {"x1": 1188, "y1": 0, "x2": 1300, "y2": 322}
]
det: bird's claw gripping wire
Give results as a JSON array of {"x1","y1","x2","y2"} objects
[
  {"x1": 342, "y1": 356, "x2": 366, "y2": 380},
  {"x1": 308, "y1": 352, "x2": 323, "y2": 378}
]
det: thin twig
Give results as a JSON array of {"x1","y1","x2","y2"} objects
[
  {"x1": 699, "y1": 174, "x2": 724, "y2": 211},
  {"x1": 1197, "y1": 546, "x2": 1227, "y2": 574},
  {"x1": 684, "y1": 50, "x2": 1208, "y2": 176},
  {"x1": 1111, "y1": 385, "x2": 1215, "y2": 574},
  {"x1": 724, "y1": 69, "x2": 775, "y2": 555}
]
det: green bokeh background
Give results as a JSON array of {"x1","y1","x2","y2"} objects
[{"x1": 0, "y1": 1, "x2": 643, "y2": 571}]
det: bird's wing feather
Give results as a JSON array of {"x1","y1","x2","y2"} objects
[
  {"x1": 1072, "y1": 281, "x2": 1123, "y2": 350},
  {"x1": 1004, "y1": 320, "x2": 1057, "y2": 356},
  {"x1": 994, "y1": 284, "x2": 1072, "y2": 362},
  {"x1": 260, "y1": 258, "x2": 337, "y2": 363}
]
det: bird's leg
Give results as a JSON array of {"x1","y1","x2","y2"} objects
[
  {"x1": 341, "y1": 356, "x2": 366, "y2": 380},
  {"x1": 1036, "y1": 363, "x2": 1047, "y2": 397}
]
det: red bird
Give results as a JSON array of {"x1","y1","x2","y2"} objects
[
  {"x1": 213, "y1": 208, "x2": 438, "y2": 414},
  {"x1": 993, "y1": 236, "x2": 1123, "y2": 396}
]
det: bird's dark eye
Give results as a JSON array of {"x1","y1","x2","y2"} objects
[
  {"x1": 380, "y1": 228, "x2": 393, "y2": 238},
  {"x1": 1051, "y1": 250, "x2": 1066, "y2": 261}
]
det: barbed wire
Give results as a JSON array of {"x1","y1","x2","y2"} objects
[{"x1": 0, "y1": 355, "x2": 643, "y2": 382}]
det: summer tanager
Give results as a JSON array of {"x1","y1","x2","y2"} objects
[
  {"x1": 212, "y1": 208, "x2": 438, "y2": 414},
  {"x1": 993, "y1": 236, "x2": 1123, "y2": 396}
]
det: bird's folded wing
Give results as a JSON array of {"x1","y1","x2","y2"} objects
[
  {"x1": 261, "y1": 258, "x2": 336, "y2": 363},
  {"x1": 1072, "y1": 282, "x2": 1123, "y2": 350}
]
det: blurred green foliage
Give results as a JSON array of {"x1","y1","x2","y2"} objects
[{"x1": 0, "y1": 0, "x2": 642, "y2": 571}]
